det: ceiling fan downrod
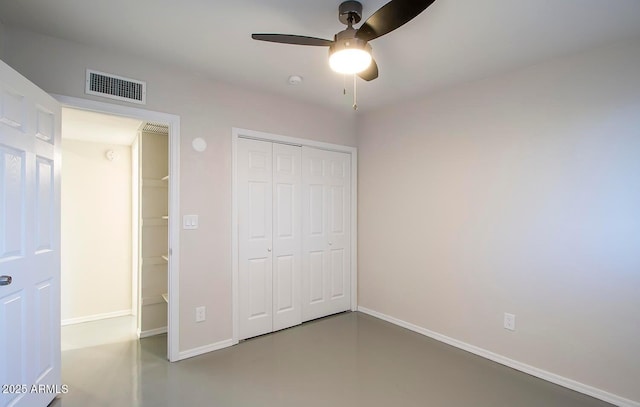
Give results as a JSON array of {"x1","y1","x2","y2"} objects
[{"x1": 338, "y1": 1, "x2": 363, "y2": 26}]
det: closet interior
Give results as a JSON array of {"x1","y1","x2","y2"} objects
[{"x1": 135, "y1": 122, "x2": 169, "y2": 337}]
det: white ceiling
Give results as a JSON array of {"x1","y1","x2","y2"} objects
[
  {"x1": 62, "y1": 108, "x2": 143, "y2": 145},
  {"x1": 2, "y1": 0, "x2": 640, "y2": 111}
]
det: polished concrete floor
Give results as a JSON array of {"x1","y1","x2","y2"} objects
[{"x1": 52, "y1": 312, "x2": 613, "y2": 407}]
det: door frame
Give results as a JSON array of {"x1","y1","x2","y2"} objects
[
  {"x1": 53, "y1": 94, "x2": 182, "y2": 362},
  {"x1": 231, "y1": 127, "x2": 358, "y2": 344}
]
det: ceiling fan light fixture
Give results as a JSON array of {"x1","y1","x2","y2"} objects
[{"x1": 329, "y1": 38, "x2": 372, "y2": 74}]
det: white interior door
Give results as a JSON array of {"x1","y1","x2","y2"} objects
[
  {"x1": 272, "y1": 143, "x2": 301, "y2": 331},
  {"x1": 301, "y1": 147, "x2": 351, "y2": 322},
  {"x1": 238, "y1": 139, "x2": 273, "y2": 340},
  {"x1": 238, "y1": 140, "x2": 302, "y2": 340},
  {"x1": 0, "y1": 61, "x2": 61, "y2": 406}
]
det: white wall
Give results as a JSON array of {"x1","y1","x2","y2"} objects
[
  {"x1": 2, "y1": 26, "x2": 357, "y2": 352},
  {"x1": 61, "y1": 139, "x2": 132, "y2": 321},
  {"x1": 357, "y1": 39, "x2": 640, "y2": 403}
]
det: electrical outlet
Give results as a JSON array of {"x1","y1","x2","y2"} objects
[
  {"x1": 195, "y1": 306, "x2": 206, "y2": 322},
  {"x1": 504, "y1": 313, "x2": 516, "y2": 331}
]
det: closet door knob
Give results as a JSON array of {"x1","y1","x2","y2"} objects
[
  {"x1": 328, "y1": 242, "x2": 333, "y2": 246},
  {"x1": 267, "y1": 248, "x2": 272, "y2": 252}
]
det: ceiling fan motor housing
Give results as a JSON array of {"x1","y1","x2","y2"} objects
[
  {"x1": 331, "y1": 28, "x2": 371, "y2": 55},
  {"x1": 339, "y1": 1, "x2": 363, "y2": 25}
]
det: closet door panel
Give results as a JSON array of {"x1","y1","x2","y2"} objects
[
  {"x1": 274, "y1": 255, "x2": 294, "y2": 311},
  {"x1": 247, "y1": 181, "x2": 270, "y2": 251},
  {"x1": 238, "y1": 139, "x2": 273, "y2": 340},
  {"x1": 272, "y1": 144, "x2": 302, "y2": 331},
  {"x1": 309, "y1": 251, "x2": 325, "y2": 303},
  {"x1": 248, "y1": 258, "x2": 270, "y2": 318},
  {"x1": 327, "y1": 151, "x2": 350, "y2": 310},
  {"x1": 309, "y1": 184, "x2": 325, "y2": 235},
  {"x1": 301, "y1": 147, "x2": 351, "y2": 321},
  {"x1": 330, "y1": 248, "x2": 345, "y2": 299}
]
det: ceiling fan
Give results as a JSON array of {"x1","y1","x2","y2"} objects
[{"x1": 251, "y1": 0, "x2": 437, "y2": 82}]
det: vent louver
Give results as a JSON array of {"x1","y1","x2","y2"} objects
[
  {"x1": 141, "y1": 122, "x2": 169, "y2": 135},
  {"x1": 85, "y1": 69, "x2": 146, "y2": 104}
]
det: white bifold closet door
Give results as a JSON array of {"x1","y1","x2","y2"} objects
[
  {"x1": 238, "y1": 138, "x2": 302, "y2": 340},
  {"x1": 301, "y1": 147, "x2": 351, "y2": 322}
]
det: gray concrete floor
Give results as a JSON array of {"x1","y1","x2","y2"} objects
[{"x1": 52, "y1": 312, "x2": 614, "y2": 407}]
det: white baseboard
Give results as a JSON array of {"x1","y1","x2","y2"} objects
[
  {"x1": 357, "y1": 306, "x2": 639, "y2": 407},
  {"x1": 138, "y1": 326, "x2": 167, "y2": 338},
  {"x1": 61, "y1": 309, "x2": 132, "y2": 326},
  {"x1": 176, "y1": 339, "x2": 234, "y2": 361}
]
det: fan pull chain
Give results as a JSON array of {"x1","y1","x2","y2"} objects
[
  {"x1": 343, "y1": 74, "x2": 347, "y2": 95},
  {"x1": 353, "y1": 74, "x2": 358, "y2": 110}
]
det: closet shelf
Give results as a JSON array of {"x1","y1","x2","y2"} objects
[
  {"x1": 139, "y1": 130, "x2": 169, "y2": 337},
  {"x1": 141, "y1": 256, "x2": 170, "y2": 266},
  {"x1": 142, "y1": 217, "x2": 169, "y2": 227},
  {"x1": 142, "y1": 295, "x2": 167, "y2": 306},
  {"x1": 142, "y1": 178, "x2": 169, "y2": 188}
]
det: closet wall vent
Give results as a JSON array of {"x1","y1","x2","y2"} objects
[
  {"x1": 85, "y1": 69, "x2": 147, "y2": 105},
  {"x1": 140, "y1": 122, "x2": 169, "y2": 135}
]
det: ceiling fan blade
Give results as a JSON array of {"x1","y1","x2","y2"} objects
[
  {"x1": 358, "y1": 58, "x2": 379, "y2": 81},
  {"x1": 251, "y1": 34, "x2": 333, "y2": 46},
  {"x1": 356, "y1": 0, "x2": 436, "y2": 42}
]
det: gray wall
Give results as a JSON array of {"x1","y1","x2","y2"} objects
[
  {"x1": 2, "y1": 26, "x2": 356, "y2": 352},
  {"x1": 357, "y1": 39, "x2": 640, "y2": 402}
]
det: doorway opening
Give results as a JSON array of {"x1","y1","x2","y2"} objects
[
  {"x1": 56, "y1": 95, "x2": 180, "y2": 361},
  {"x1": 60, "y1": 108, "x2": 141, "y2": 350}
]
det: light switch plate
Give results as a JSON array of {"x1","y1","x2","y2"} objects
[{"x1": 183, "y1": 214, "x2": 198, "y2": 230}]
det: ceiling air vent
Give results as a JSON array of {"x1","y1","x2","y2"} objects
[{"x1": 85, "y1": 69, "x2": 146, "y2": 105}]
